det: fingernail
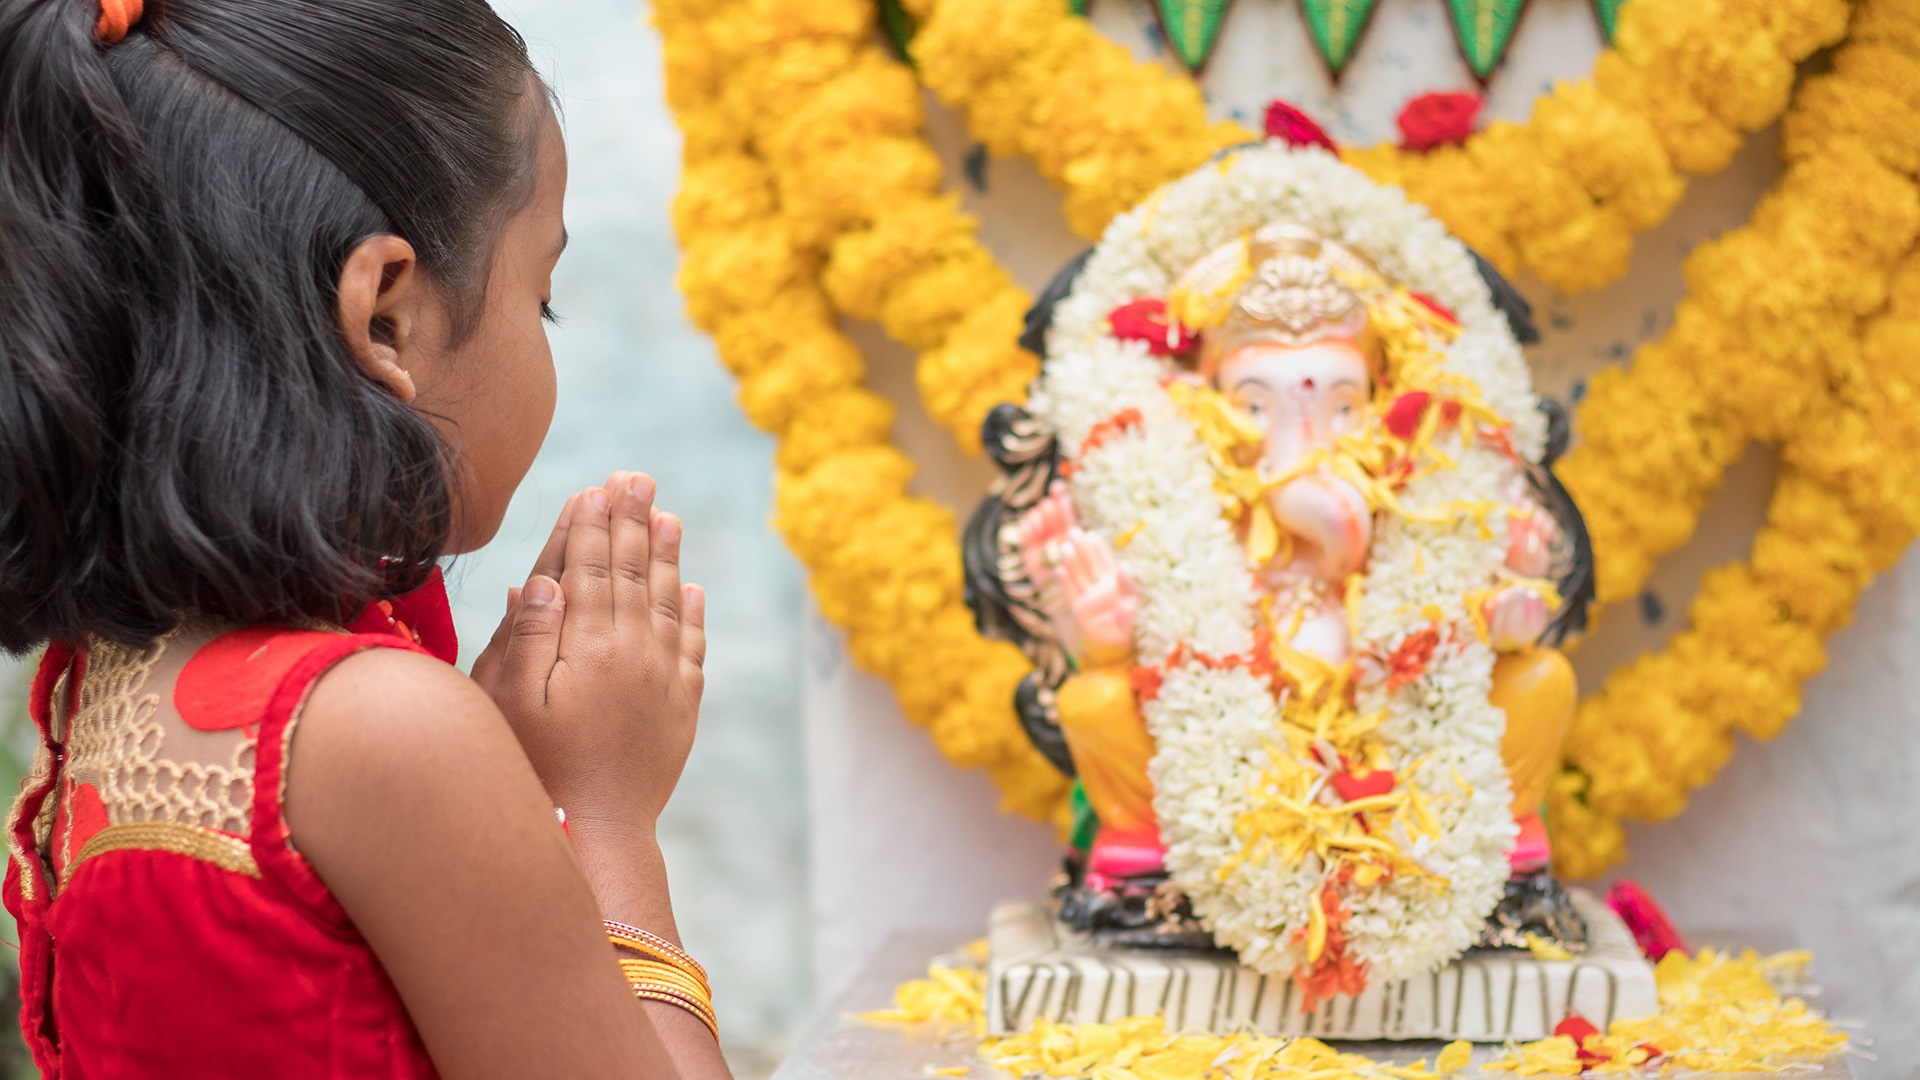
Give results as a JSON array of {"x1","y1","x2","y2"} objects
[
  {"x1": 524, "y1": 577, "x2": 558, "y2": 607},
  {"x1": 655, "y1": 513, "x2": 681, "y2": 543},
  {"x1": 685, "y1": 584, "x2": 705, "y2": 615},
  {"x1": 586, "y1": 488, "x2": 609, "y2": 512},
  {"x1": 630, "y1": 474, "x2": 656, "y2": 501}
]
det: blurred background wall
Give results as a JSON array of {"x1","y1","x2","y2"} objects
[{"x1": 0, "y1": 2, "x2": 1913, "y2": 1078}]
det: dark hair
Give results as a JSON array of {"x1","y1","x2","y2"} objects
[{"x1": 0, "y1": 0, "x2": 543, "y2": 653}]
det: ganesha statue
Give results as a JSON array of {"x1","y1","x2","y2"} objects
[{"x1": 964, "y1": 143, "x2": 1597, "y2": 1003}]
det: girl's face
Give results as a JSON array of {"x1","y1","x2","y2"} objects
[{"x1": 410, "y1": 108, "x2": 569, "y2": 552}]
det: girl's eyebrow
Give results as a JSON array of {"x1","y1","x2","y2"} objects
[{"x1": 551, "y1": 228, "x2": 569, "y2": 259}]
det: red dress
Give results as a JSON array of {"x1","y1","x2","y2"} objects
[{"x1": 4, "y1": 575, "x2": 460, "y2": 1079}]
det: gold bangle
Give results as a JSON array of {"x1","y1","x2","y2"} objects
[
  {"x1": 631, "y1": 986, "x2": 719, "y2": 1039},
  {"x1": 619, "y1": 958, "x2": 710, "y2": 1000},
  {"x1": 603, "y1": 921, "x2": 709, "y2": 984},
  {"x1": 607, "y1": 936, "x2": 710, "y2": 992}
]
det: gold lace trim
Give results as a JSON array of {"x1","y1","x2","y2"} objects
[
  {"x1": 62, "y1": 821, "x2": 259, "y2": 888},
  {"x1": 64, "y1": 634, "x2": 256, "y2": 838}
]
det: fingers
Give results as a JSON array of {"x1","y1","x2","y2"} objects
[
  {"x1": 559, "y1": 487, "x2": 615, "y2": 654},
  {"x1": 608, "y1": 472, "x2": 657, "y2": 629},
  {"x1": 533, "y1": 493, "x2": 578, "y2": 582},
  {"x1": 680, "y1": 584, "x2": 707, "y2": 709},
  {"x1": 498, "y1": 575, "x2": 565, "y2": 715},
  {"x1": 649, "y1": 510, "x2": 685, "y2": 637},
  {"x1": 1058, "y1": 533, "x2": 1090, "y2": 601}
]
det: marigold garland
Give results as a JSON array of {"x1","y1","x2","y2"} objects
[
  {"x1": 658, "y1": 0, "x2": 1920, "y2": 875},
  {"x1": 907, "y1": 0, "x2": 1847, "y2": 292},
  {"x1": 655, "y1": 0, "x2": 1071, "y2": 822},
  {"x1": 1550, "y1": 1, "x2": 1920, "y2": 875}
]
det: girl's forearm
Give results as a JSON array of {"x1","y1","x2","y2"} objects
[{"x1": 569, "y1": 822, "x2": 734, "y2": 1079}]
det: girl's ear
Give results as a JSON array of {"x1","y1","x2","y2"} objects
[{"x1": 337, "y1": 235, "x2": 423, "y2": 404}]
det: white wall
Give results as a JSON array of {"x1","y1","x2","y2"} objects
[{"x1": 802, "y1": 1, "x2": 1920, "y2": 1072}]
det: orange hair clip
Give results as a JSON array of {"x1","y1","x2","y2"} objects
[{"x1": 96, "y1": 0, "x2": 142, "y2": 45}]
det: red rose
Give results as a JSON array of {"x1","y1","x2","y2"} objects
[
  {"x1": 1107, "y1": 298, "x2": 1197, "y2": 356},
  {"x1": 1396, "y1": 90, "x2": 1483, "y2": 152},
  {"x1": 1263, "y1": 99, "x2": 1337, "y2": 153}
]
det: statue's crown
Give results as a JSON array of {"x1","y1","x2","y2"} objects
[{"x1": 1171, "y1": 220, "x2": 1381, "y2": 375}]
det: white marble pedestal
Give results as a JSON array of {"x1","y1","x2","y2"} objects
[{"x1": 986, "y1": 889, "x2": 1658, "y2": 1041}]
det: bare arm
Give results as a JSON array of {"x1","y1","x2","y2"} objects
[{"x1": 289, "y1": 472, "x2": 729, "y2": 1079}]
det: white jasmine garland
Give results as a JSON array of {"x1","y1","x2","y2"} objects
[{"x1": 1030, "y1": 144, "x2": 1538, "y2": 984}]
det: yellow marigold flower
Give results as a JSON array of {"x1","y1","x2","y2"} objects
[
  {"x1": 761, "y1": 51, "x2": 924, "y2": 166},
  {"x1": 1529, "y1": 82, "x2": 1682, "y2": 231},
  {"x1": 709, "y1": 285, "x2": 836, "y2": 379},
  {"x1": 878, "y1": 253, "x2": 1020, "y2": 351},
  {"x1": 671, "y1": 101, "x2": 752, "y2": 163},
  {"x1": 736, "y1": 331, "x2": 866, "y2": 433},
  {"x1": 824, "y1": 196, "x2": 988, "y2": 322},
  {"x1": 657, "y1": 18, "x2": 719, "y2": 113},
  {"x1": 676, "y1": 224, "x2": 803, "y2": 331},
  {"x1": 775, "y1": 389, "x2": 897, "y2": 475},
  {"x1": 670, "y1": 155, "x2": 775, "y2": 243},
  {"x1": 777, "y1": 137, "x2": 946, "y2": 249}
]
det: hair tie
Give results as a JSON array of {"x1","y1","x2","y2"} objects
[{"x1": 96, "y1": 0, "x2": 142, "y2": 45}]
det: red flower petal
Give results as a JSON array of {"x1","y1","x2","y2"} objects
[
  {"x1": 1331, "y1": 768, "x2": 1395, "y2": 802},
  {"x1": 1264, "y1": 99, "x2": 1338, "y2": 153},
  {"x1": 1384, "y1": 391, "x2": 1431, "y2": 439},
  {"x1": 1397, "y1": 90, "x2": 1484, "y2": 152},
  {"x1": 1131, "y1": 664, "x2": 1164, "y2": 703},
  {"x1": 1606, "y1": 880, "x2": 1690, "y2": 961},
  {"x1": 1108, "y1": 298, "x2": 1197, "y2": 357},
  {"x1": 1554, "y1": 1015, "x2": 1602, "y2": 1041},
  {"x1": 1410, "y1": 291, "x2": 1459, "y2": 326}
]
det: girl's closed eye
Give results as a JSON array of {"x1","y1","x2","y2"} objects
[{"x1": 541, "y1": 302, "x2": 561, "y2": 325}]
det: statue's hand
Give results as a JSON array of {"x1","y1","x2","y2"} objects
[
  {"x1": 1016, "y1": 481, "x2": 1078, "y2": 590},
  {"x1": 1484, "y1": 585, "x2": 1551, "y2": 652},
  {"x1": 1505, "y1": 502, "x2": 1554, "y2": 578},
  {"x1": 1059, "y1": 528, "x2": 1138, "y2": 659}
]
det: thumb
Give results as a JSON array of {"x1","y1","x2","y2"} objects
[
  {"x1": 498, "y1": 575, "x2": 564, "y2": 719},
  {"x1": 470, "y1": 585, "x2": 522, "y2": 698}
]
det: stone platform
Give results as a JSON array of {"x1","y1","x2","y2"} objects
[{"x1": 986, "y1": 888, "x2": 1657, "y2": 1041}]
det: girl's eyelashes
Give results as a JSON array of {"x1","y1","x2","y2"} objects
[{"x1": 540, "y1": 302, "x2": 561, "y2": 325}]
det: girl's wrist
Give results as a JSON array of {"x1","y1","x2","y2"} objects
[{"x1": 564, "y1": 814, "x2": 682, "y2": 947}]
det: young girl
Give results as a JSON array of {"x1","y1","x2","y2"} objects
[{"x1": 0, "y1": 0, "x2": 732, "y2": 1076}]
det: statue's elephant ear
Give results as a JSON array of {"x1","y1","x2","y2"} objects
[
  {"x1": 1020, "y1": 248, "x2": 1095, "y2": 358},
  {"x1": 1470, "y1": 248, "x2": 1540, "y2": 346},
  {"x1": 962, "y1": 403, "x2": 1077, "y2": 779},
  {"x1": 1528, "y1": 398, "x2": 1596, "y2": 648}
]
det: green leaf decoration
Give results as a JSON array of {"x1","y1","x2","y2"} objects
[
  {"x1": 1591, "y1": 0, "x2": 1624, "y2": 41},
  {"x1": 1445, "y1": 0, "x2": 1527, "y2": 80},
  {"x1": 1301, "y1": 0, "x2": 1383, "y2": 74},
  {"x1": 1154, "y1": 0, "x2": 1236, "y2": 73},
  {"x1": 1071, "y1": 0, "x2": 1092, "y2": 14},
  {"x1": 877, "y1": 0, "x2": 918, "y2": 63}
]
